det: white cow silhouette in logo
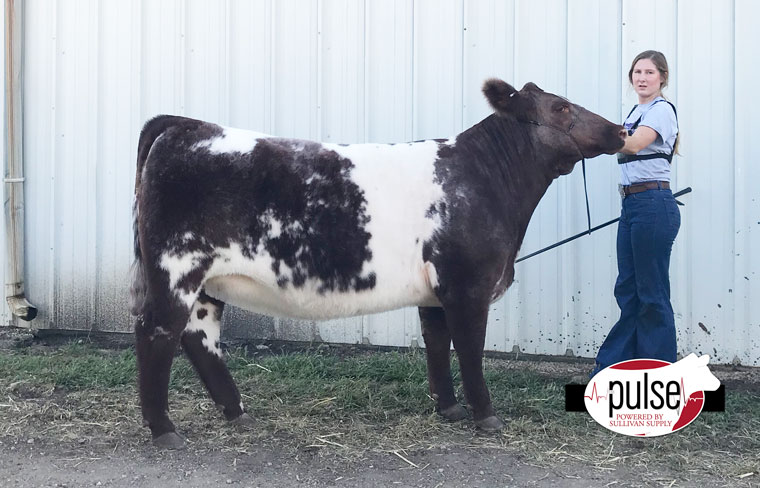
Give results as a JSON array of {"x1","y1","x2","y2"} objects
[{"x1": 669, "y1": 354, "x2": 721, "y2": 399}]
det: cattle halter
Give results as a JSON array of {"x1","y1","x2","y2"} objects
[{"x1": 518, "y1": 112, "x2": 593, "y2": 237}]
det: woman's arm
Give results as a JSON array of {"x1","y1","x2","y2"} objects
[{"x1": 619, "y1": 125, "x2": 658, "y2": 154}]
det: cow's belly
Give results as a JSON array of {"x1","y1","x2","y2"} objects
[{"x1": 204, "y1": 268, "x2": 441, "y2": 321}]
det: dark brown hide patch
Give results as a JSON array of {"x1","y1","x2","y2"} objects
[{"x1": 141, "y1": 123, "x2": 376, "y2": 297}]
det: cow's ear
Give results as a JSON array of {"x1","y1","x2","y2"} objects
[{"x1": 483, "y1": 79, "x2": 524, "y2": 116}]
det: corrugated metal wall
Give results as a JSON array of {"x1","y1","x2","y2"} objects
[{"x1": 11, "y1": 0, "x2": 760, "y2": 365}]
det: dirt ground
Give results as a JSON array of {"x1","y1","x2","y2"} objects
[
  {"x1": 0, "y1": 436, "x2": 697, "y2": 488},
  {"x1": 0, "y1": 328, "x2": 757, "y2": 488}
]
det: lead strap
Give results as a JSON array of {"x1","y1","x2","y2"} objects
[{"x1": 581, "y1": 158, "x2": 591, "y2": 235}]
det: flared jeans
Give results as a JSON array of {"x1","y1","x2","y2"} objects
[{"x1": 594, "y1": 188, "x2": 681, "y2": 374}]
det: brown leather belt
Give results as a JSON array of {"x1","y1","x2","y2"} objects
[{"x1": 620, "y1": 181, "x2": 670, "y2": 197}]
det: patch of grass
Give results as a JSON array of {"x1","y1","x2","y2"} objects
[
  {"x1": 226, "y1": 349, "x2": 432, "y2": 420},
  {"x1": 0, "y1": 343, "x2": 758, "y2": 485},
  {"x1": 0, "y1": 345, "x2": 138, "y2": 389}
]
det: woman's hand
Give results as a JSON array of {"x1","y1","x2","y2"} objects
[{"x1": 620, "y1": 126, "x2": 658, "y2": 154}]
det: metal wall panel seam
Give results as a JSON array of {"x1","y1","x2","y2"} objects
[
  {"x1": 736, "y1": 0, "x2": 759, "y2": 362},
  {"x1": 316, "y1": 0, "x2": 323, "y2": 141},
  {"x1": 268, "y1": 0, "x2": 275, "y2": 133},
  {"x1": 134, "y1": 0, "x2": 142, "y2": 124},
  {"x1": 457, "y1": 0, "x2": 463, "y2": 134},
  {"x1": 616, "y1": 0, "x2": 622, "y2": 124},
  {"x1": 559, "y1": 0, "x2": 570, "y2": 98},
  {"x1": 459, "y1": 0, "x2": 465, "y2": 133},
  {"x1": 363, "y1": 0, "x2": 369, "y2": 143},
  {"x1": 674, "y1": 0, "x2": 692, "y2": 358},
  {"x1": 362, "y1": 0, "x2": 369, "y2": 345},
  {"x1": 730, "y1": 0, "x2": 747, "y2": 362},
  {"x1": 224, "y1": 0, "x2": 231, "y2": 125},
  {"x1": 559, "y1": 0, "x2": 571, "y2": 356},
  {"x1": 48, "y1": 0, "x2": 59, "y2": 328},
  {"x1": 507, "y1": 0, "x2": 517, "y2": 355},
  {"x1": 411, "y1": 0, "x2": 417, "y2": 141},
  {"x1": 90, "y1": 0, "x2": 101, "y2": 330},
  {"x1": 179, "y1": 0, "x2": 186, "y2": 115}
]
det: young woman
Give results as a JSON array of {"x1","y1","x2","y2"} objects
[{"x1": 592, "y1": 50, "x2": 681, "y2": 376}]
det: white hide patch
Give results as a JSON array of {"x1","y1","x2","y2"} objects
[
  {"x1": 184, "y1": 300, "x2": 223, "y2": 358},
  {"x1": 260, "y1": 210, "x2": 284, "y2": 239},
  {"x1": 192, "y1": 126, "x2": 267, "y2": 155},
  {"x1": 159, "y1": 250, "x2": 204, "y2": 309},
  {"x1": 327, "y1": 140, "x2": 446, "y2": 293},
  {"x1": 160, "y1": 250, "x2": 205, "y2": 289},
  {"x1": 269, "y1": 219, "x2": 282, "y2": 238}
]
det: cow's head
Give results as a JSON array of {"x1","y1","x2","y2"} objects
[{"x1": 483, "y1": 79, "x2": 625, "y2": 175}]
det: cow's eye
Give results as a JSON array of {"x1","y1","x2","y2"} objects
[{"x1": 555, "y1": 105, "x2": 570, "y2": 113}]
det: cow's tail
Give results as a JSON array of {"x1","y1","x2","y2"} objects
[{"x1": 130, "y1": 115, "x2": 182, "y2": 316}]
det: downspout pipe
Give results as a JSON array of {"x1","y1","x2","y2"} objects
[{"x1": 4, "y1": 0, "x2": 36, "y2": 323}]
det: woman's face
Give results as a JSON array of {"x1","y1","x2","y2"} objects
[{"x1": 631, "y1": 58, "x2": 663, "y2": 101}]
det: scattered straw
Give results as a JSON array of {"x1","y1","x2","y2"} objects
[
  {"x1": 249, "y1": 363, "x2": 272, "y2": 373},
  {"x1": 390, "y1": 450, "x2": 419, "y2": 468}
]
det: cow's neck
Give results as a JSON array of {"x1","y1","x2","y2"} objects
[{"x1": 455, "y1": 114, "x2": 557, "y2": 239}]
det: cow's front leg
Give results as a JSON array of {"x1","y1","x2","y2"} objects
[
  {"x1": 181, "y1": 292, "x2": 252, "y2": 427},
  {"x1": 419, "y1": 306, "x2": 467, "y2": 421},
  {"x1": 444, "y1": 299, "x2": 505, "y2": 432},
  {"x1": 135, "y1": 310, "x2": 186, "y2": 449}
]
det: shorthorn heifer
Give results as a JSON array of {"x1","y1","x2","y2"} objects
[{"x1": 130, "y1": 79, "x2": 626, "y2": 448}]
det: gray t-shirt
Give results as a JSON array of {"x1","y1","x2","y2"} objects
[{"x1": 619, "y1": 97, "x2": 678, "y2": 185}]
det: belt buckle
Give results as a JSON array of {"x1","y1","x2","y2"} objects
[{"x1": 618, "y1": 184, "x2": 625, "y2": 198}]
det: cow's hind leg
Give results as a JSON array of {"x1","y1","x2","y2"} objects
[
  {"x1": 135, "y1": 303, "x2": 189, "y2": 449},
  {"x1": 419, "y1": 307, "x2": 468, "y2": 421},
  {"x1": 181, "y1": 292, "x2": 251, "y2": 427},
  {"x1": 444, "y1": 297, "x2": 505, "y2": 432}
]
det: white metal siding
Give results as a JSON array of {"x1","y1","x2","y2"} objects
[{"x1": 14, "y1": 0, "x2": 760, "y2": 364}]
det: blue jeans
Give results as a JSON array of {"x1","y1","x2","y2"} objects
[{"x1": 593, "y1": 188, "x2": 680, "y2": 376}]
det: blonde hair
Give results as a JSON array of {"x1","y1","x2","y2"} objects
[{"x1": 629, "y1": 50, "x2": 680, "y2": 155}]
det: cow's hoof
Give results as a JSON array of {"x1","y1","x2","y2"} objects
[
  {"x1": 475, "y1": 415, "x2": 505, "y2": 432},
  {"x1": 153, "y1": 432, "x2": 186, "y2": 450},
  {"x1": 229, "y1": 412, "x2": 255, "y2": 429},
  {"x1": 439, "y1": 404, "x2": 468, "y2": 422}
]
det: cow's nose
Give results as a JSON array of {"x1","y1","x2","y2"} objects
[{"x1": 619, "y1": 128, "x2": 627, "y2": 139}]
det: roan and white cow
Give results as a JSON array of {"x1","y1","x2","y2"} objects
[{"x1": 130, "y1": 79, "x2": 626, "y2": 448}]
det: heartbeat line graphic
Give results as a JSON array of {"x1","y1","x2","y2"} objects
[
  {"x1": 679, "y1": 377, "x2": 704, "y2": 416},
  {"x1": 583, "y1": 382, "x2": 606, "y2": 403},
  {"x1": 681, "y1": 377, "x2": 703, "y2": 403}
]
